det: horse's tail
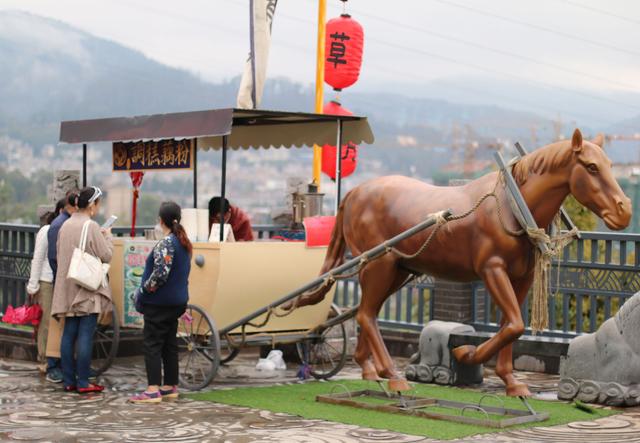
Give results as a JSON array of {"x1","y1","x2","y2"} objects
[
  {"x1": 320, "y1": 199, "x2": 348, "y2": 274},
  {"x1": 293, "y1": 197, "x2": 348, "y2": 308}
]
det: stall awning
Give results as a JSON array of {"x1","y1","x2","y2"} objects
[{"x1": 59, "y1": 108, "x2": 375, "y2": 148}]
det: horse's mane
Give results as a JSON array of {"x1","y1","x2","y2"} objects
[{"x1": 512, "y1": 141, "x2": 573, "y2": 186}]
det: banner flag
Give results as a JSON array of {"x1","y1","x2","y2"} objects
[{"x1": 237, "y1": 0, "x2": 278, "y2": 109}]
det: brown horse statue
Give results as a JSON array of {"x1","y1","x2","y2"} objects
[{"x1": 295, "y1": 129, "x2": 631, "y2": 396}]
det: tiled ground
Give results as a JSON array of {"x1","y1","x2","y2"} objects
[{"x1": 0, "y1": 355, "x2": 639, "y2": 442}]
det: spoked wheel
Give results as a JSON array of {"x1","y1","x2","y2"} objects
[
  {"x1": 296, "y1": 304, "x2": 348, "y2": 380},
  {"x1": 92, "y1": 304, "x2": 120, "y2": 376},
  {"x1": 219, "y1": 338, "x2": 240, "y2": 365},
  {"x1": 177, "y1": 304, "x2": 220, "y2": 390}
]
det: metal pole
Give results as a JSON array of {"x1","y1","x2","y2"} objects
[
  {"x1": 335, "y1": 119, "x2": 343, "y2": 214},
  {"x1": 82, "y1": 143, "x2": 87, "y2": 187},
  {"x1": 312, "y1": 0, "x2": 327, "y2": 188},
  {"x1": 193, "y1": 138, "x2": 198, "y2": 208},
  {"x1": 220, "y1": 135, "x2": 228, "y2": 241},
  {"x1": 220, "y1": 208, "x2": 453, "y2": 334},
  {"x1": 249, "y1": 0, "x2": 257, "y2": 109}
]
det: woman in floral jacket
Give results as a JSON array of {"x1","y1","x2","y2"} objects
[{"x1": 129, "y1": 201, "x2": 192, "y2": 404}]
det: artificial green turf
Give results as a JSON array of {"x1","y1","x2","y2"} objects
[{"x1": 187, "y1": 380, "x2": 617, "y2": 440}]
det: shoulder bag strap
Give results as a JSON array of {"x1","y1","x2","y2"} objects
[{"x1": 79, "y1": 220, "x2": 91, "y2": 253}]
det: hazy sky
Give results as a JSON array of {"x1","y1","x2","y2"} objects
[{"x1": 1, "y1": 0, "x2": 639, "y2": 96}]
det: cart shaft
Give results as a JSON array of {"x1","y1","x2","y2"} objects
[{"x1": 220, "y1": 209, "x2": 453, "y2": 334}]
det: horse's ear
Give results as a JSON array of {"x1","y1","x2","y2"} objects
[
  {"x1": 591, "y1": 133, "x2": 605, "y2": 148},
  {"x1": 571, "y1": 128, "x2": 583, "y2": 152}
]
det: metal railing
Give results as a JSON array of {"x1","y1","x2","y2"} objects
[
  {"x1": 471, "y1": 231, "x2": 640, "y2": 338},
  {"x1": 333, "y1": 232, "x2": 640, "y2": 338},
  {"x1": 334, "y1": 276, "x2": 435, "y2": 331},
  {"x1": 1, "y1": 222, "x2": 638, "y2": 339},
  {"x1": 0, "y1": 224, "x2": 39, "y2": 310}
]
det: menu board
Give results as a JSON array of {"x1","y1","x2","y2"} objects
[
  {"x1": 112, "y1": 139, "x2": 193, "y2": 171},
  {"x1": 122, "y1": 240, "x2": 154, "y2": 328}
]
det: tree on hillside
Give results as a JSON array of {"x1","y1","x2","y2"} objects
[
  {"x1": 0, "y1": 179, "x2": 12, "y2": 222},
  {"x1": 0, "y1": 168, "x2": 52, "y2": 223}
]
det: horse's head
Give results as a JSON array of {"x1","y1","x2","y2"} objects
[{"x1": 568, "y1": 129, "x2": 631, "y2": 230}]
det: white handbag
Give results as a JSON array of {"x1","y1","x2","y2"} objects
[{"x1": 67, "y1": 220, "x2": 104, "y2": 291}]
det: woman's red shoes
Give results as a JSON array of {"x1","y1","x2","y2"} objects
[{"x1": 77, "y1": 384, "x2": 104, "y2": 394}]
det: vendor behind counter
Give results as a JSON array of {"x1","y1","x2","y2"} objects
[{"x1": 208, "y1": 197, "x2": 254, "y2": 242}]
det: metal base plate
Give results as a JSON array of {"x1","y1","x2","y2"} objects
[{"x1": 316, "y1": 389, "x2": 549, "y2": 428}]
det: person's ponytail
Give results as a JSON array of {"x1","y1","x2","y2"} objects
[
  {"x1": 171, "y1": 221, "x2": 193, "y2": 257},
  {"x1": 67, "y1": 191, "x2": 79, "y2": 208},
  {"x1": 158, "y1": 201, "x2": 192, "y2": 256}
]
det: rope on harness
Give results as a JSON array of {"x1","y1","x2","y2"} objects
[{"x1": 526, "y1": 217, "x2": 579, "y2": 333}]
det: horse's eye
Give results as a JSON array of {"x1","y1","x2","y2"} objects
[{"x1": 587, "y1": 163, "x2": 599, "y2": 173}]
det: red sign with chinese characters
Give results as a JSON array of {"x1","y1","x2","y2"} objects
[{"x1": 112, "y1": 139, "x2": 193, "y2": 171}]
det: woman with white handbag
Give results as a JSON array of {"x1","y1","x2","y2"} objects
[{"x1": 51, "y1": 186, "x2": 113, "y2": 394}]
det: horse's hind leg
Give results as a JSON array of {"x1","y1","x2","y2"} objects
[
  {"x1": 355, "y1": 256, "x2": 411, "y2": 390},
  {"x1": 354, "y1": 267, "x2": 411, "y2": 382},
  {"x1": 354, "y1": 329, "x2": 378, "y2": 381}
]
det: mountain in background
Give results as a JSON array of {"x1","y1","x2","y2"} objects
[
  {"x1": 0, "y1": 11, "x2": 238, "y2": 147},
  {"x1": 0, "y1": 10, "x2": 637, "y2": 159},
  {"x1": 363, "y1": 77, "x2": 640, "y2": 131}
]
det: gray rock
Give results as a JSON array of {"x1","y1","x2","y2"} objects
[
  {"x1": 405, "y1": 320, "x2": 482, "y2": 386},
  {"x1": 52, "y1": 170, "x2": 80, "y2": 203},
  {"x1": 559, "y1": 291, "x2": 640, "y2": 405}
]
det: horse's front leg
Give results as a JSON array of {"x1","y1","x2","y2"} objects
[
  {"x1": 452, "y1": 258, "x2": 525, "y2": 389},
  {"x1": 494, "y1": 275, "x2": 534, "y2": 397}
]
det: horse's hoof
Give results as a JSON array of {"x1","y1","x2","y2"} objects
[
  {"x1": 452, "y1": 345, "x2": 476, "y2": 364},
  {"x1": 388, "y1": 378, "x2": 412, "y2": 392},
  {"x1": 506, "y1": 382, "x2": 532, "y2": 397},
  {"x1": 376, "y1": 367, "x2": 397, "y2": 379}
]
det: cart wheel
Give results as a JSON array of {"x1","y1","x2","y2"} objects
[
  {"x1": 92, "y1": 304, "x2": 120, "y2": 376},
  {"x1": 296, "y1": 304, "x2": 348, "y2": 380},
  {"x1": 219, "y1": 339, "x2": 240, "y2": 365},
  {"x1": 177, "y1": 304, "x2": 220, "y2": 390}
]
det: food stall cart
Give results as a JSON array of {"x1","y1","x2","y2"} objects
[{"x1": 58, "y1": 108, "x2": 375, "y2": 389}]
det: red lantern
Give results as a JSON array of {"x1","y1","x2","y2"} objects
[
  {"x1": 324, "y1": 14, "x2": 364, "y2": 91},
  {"x1": 129, "y1": 171, "x2": 144, "y2": 237},
  {"x1": 322, "y1": 100, "x2": 358, "y2": 180}
]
